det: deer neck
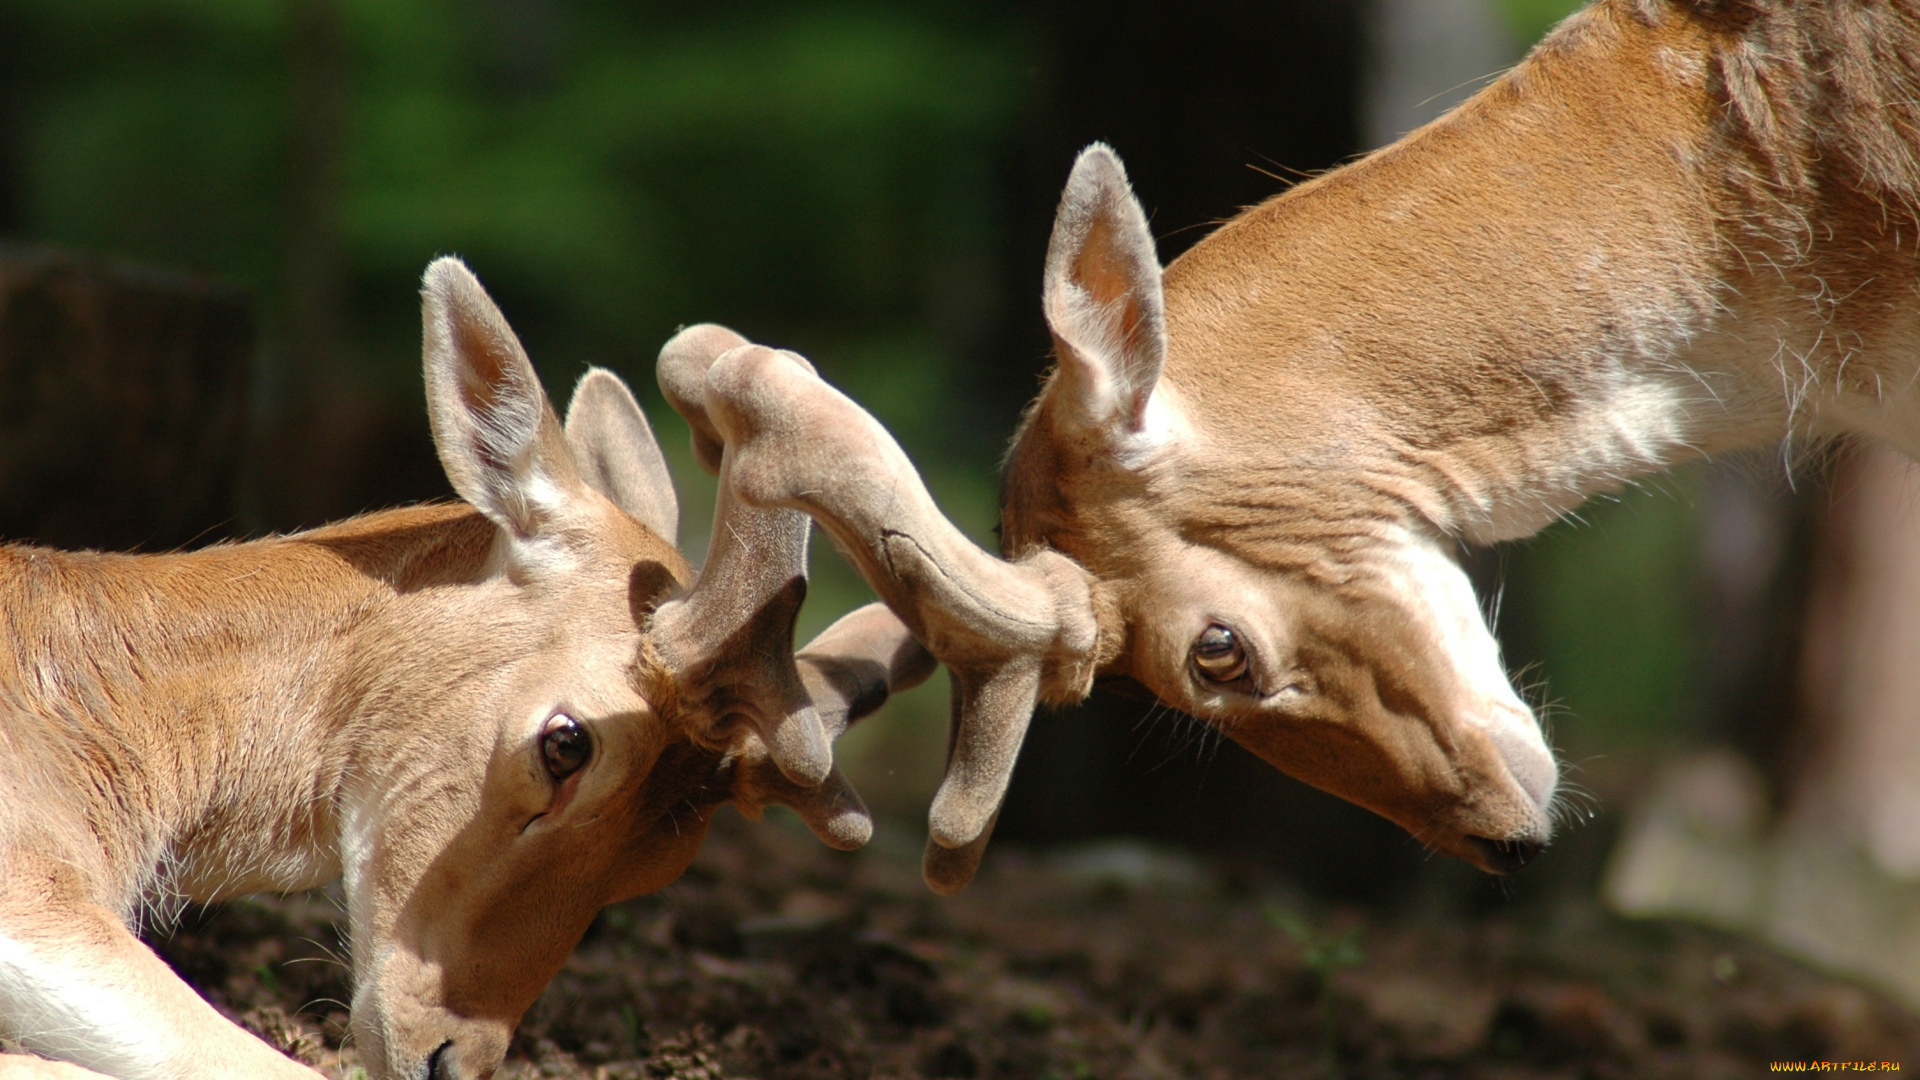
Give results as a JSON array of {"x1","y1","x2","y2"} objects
[
  {"x1": 0, "y1": 504, "x2": 497, "y2": 911},
  {"x1": 1160, "y1": 1, "x2": 1920, "y2": 546}
]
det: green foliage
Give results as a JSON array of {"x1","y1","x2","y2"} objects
[
  {"x1": 12, "y1": 1, "x2": 1025, "y2": 410},
  {"x1": 252, "y1": 961, "x2": 280, "y2": 994},
  {"x1": 1265, "y1": 904, "x2": 1365, "y2": 981},
  {"x1": 12, "y1": 3, "x2": 287, "y2": 291},
  {"x1": 1495, "y1": 0, "x2": 1587, "y2": 48},
  {"x1": 1265, "y1": 904, "x2": 1364, "y2": 1076},
  {"x1": 7, "y1": 0, "x2": 1023, "y2": 822},
  {"x1": 1509, "y1": 469, "x2": 1708, "y2": 748}
]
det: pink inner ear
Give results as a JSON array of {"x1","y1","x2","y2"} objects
[
  {"x1": 454, "y1": 312, "x2": 513, "y2": 417},
  {"x1": 1070, "y1": 215, "x2": 1153, "y2": 386},
  {"x1": 1074, "y1": 214, "x2": 1136, "y2": 313}
]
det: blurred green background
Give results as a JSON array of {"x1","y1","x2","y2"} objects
[{"x1": 1, "y1": 0, "x2": 1760, "y2": 904}]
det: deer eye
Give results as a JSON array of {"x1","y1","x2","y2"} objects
[
  {"x1": 1191, "y1": 623, "x2": 1249, "y2": 685},
  {"x1": 540, "y1": 714, "x2": 592, "y2": 779}
]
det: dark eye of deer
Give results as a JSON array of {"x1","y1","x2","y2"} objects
[
  {"x1": 1192, "y1": 623, "x2": 1249, "y2": 684},
  {"x1": 540, "y1": 714, "x2": 591, "y2": 779}
]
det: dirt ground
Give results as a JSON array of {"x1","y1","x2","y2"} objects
[{"x1": 94, "y1": 812, "x2": 1920, "y2": 1078}]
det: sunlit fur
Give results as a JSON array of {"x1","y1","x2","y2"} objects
[
  {"x1": 0, "y1": 495, "x2": 725, "y2": 1079},
  {"x1": 1004, "y1": 0, "x2": 1920, "y2": 871},
  {"x1": 0, "y1": 260, "x2": 755, "y2": 1080}
]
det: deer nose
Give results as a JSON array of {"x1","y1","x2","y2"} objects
[
  {"x1": 425, "y1": 1041, "x2": 454, "y2": 1080},
  {"x1": 1466, "y1": 835, "x2": 1545, "y2": 873}
]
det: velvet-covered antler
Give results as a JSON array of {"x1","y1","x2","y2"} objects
[
  {"x1": 646, "y1": 326, "x2": 833, "y2": 787},
  {"x1": 730, "y1": 601, "x2": 936, "y2": 848},
  {"x1": 667, "y1": 326, "x2": 1100, "y2": 892},
  {"x1": 651, "y1": 327, "x2": 939, "y2": 824}
]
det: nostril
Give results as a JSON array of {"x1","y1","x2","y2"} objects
[
  {"x1": 1466, "y1": 834, "x2": 1545, "y2": 874},
  {"x1": 426, "y1": 1041, "x2": 453, "y2": 1080}
]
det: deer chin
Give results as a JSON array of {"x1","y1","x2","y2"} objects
[
  {"x1": 1196, "y1": 675, "x2": 1556, "y2": 875},
  {"x1": 1221, "y1": 707, "x2": 1554, "y2": 874}
]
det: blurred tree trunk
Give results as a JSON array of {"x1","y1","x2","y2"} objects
[
  {"x1": 246, "y1": 0, "x2": 443, "y2": 534},
  {"x1": 1761, "y1": 448, "x2": 1920, "y2": 1004},
  {"x1": 0, "y1": 246, "x2": 251, "y2": 550},
  {"x1": 1608, "y1": 445, "x2": 1920, "y2": 1009},
  {"x1": 0, "y1": 3, "x2": 24, "y2": 237},
  {"x1": 279, "y1": 0, "x2": 348, "y2": 417},
  {"x1": 1796, "y1": 447, "x2": 1920, "y2": 876}
]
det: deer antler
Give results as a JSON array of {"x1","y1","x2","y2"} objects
[
  {"x1": 679, "y1": 330, "x2": 1101, "y2": 893},
  {"x1": 647, "y1": 326, "x2": 833, "y2": 787},
  {"x1": 734, "y1": 601, "x2": 936, "y2": 847},
  {"x1": 643, "y1": 599, "x2": 935, "y2": 859}
]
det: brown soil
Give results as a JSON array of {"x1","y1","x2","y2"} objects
[{"x1": 126, "y1": 812, "x2": 1920, "y2": 1078}]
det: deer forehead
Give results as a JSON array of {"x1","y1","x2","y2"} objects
[{"x1": 1100, "y1": 506, "x2": 1510, "y2": 685}]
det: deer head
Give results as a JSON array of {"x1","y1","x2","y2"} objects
[
  {"x1": 677, "y1": 146, "x2": 1556, "y2": 893},
  {"x1": 1004, "y1": 147, "x2": 1556, "y2": 878},
  {"x1": 340, "y1": 259, "x2": 928, "y2": 1078}
]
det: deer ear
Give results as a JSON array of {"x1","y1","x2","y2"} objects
[
  {"x1": 1041, "y1": 143, "x2": 1167, "y2": 441},
  {"x1": 421, "y1": 256, "x2": 583, "y2": 546},
  {"x1": 564, "y1": 368, "x2": 680, "y2": 543}
]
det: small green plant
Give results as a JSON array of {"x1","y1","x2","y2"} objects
[
  {"x1": 622, "y1": 1004, "x2": 645, "y2": 1054},
  {"x1": 1265, "y1": 904, "x2": 1364, "y2": 1078},
  {"x1": 1011, "y1": 1001, "x2": 1055, "y2": 1034}
]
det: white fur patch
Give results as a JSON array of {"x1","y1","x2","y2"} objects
[
  {"x1": 0, "y1": 933, "x2": 170, "y2": 1077},
  {"x1": 1114, "y1": 384, "x2": 1191, "y2": 468},
  {"x1": 1472, "y1": 371, "x2": 1697, "y2": 544},
  {"x1": 1383, "y1": 533, "x2": 1558, "y2": 813}
]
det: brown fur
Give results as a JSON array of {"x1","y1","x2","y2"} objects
[
  {"x1": 0, "y1": 263, "x2": 921, "y2": 1079},
  {"x1": 486, "y1": 2, "x2": 1920, "y2": 896},
  {"x1": 1, "y1": 505, "x2": 507, "y2": 913},
  {"x1": 1001, "y1": 0, "x2": 1920, "y2": 874},
  {"x1": 0, "y1": 495, "x2": 708, "y2": 1078}
]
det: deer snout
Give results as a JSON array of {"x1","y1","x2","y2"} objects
[
  {"x1": 418, "y1": 1035, "x2": 507, "y2": 1080},
  {"x1": 1465, "y1": 834, "x2": 1546, "y2": 873},
  {"x1": 351, "y1": 975, "x2": 515, "y2": 1080},
  {"x1": 364, "y1": 1020, "x2": 510, "y2": 1080},
  {"x1": 1485, "y1": 700, "x2": 1558, "y2": 814},
  {"x1": 1451, "y1": 700, "x2": 1556, "y2": 874}
]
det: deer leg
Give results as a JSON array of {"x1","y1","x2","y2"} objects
[
  {"x1": 0, "y1": 1055, "x2": 118, "y2": 1078},
  {"x1": 0, "y1": 861, "x2": 322, "y2": 1080}
]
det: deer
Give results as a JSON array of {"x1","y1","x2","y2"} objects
[
  {"x1": 676, "y1": 0, "x2": 1920, "y2": 893},
  {"x1": 0, "y1": 258, "x2": 932, "y2": 1079}
]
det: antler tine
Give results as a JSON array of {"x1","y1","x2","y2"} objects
[
  {"x1": 649, "y1": 326, "x2": 832, "y2": 787},
  {"x1": 700, "y1": 345, "x2": 1100, "y2": 892},
  {"x1": 732, "y1": 751, "x2": 875, "y2": 850},
  {"x1": 795, "y1": 601, "x2": 937, "y2": 742},
  {"x1": 658, "y1": 323, "x2": 815, "y2": 475},
  {"x1": 735, "y1": 601, "x2": 938, "y2": 849}
]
